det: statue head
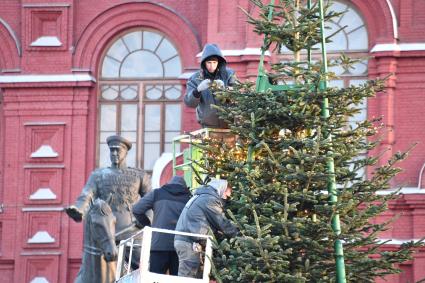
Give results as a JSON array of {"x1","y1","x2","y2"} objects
[{"x1": 106, "y1": 135, "x2": 132, "y2": 168}]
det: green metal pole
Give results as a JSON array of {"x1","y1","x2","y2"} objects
[
  {"x1": 307, "y1": 0, "x2": 312, "y2": 65},
  {"x1": 250, "y1": 0, "x2": 275, "y2": 165},
  {"x1": 255, "y1": 0, "x2": 275, "y2": 93},
  {"x1": 172, "y1": 139, "x2": 177, "y2": 176},
  {"x1": 318, "y1": 0, "x2": 346, "y2": 282}
]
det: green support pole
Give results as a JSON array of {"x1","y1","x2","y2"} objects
[
  {"x1": 255, "y1": 0, "x2": 275, "y2": 93},
  {"x1": 318, "y1": 0, "x2": 347, "y2": 282},
  {"x1": 250, "y1": 0, "x2": 275, "y2": 165},
  {"x1": 307, "y1": 0, "x2": 312, "y2": 66}
]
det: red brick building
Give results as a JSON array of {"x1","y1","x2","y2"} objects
[{"x1": 0, "y1": 0, "x2": 424, "y2": 282}]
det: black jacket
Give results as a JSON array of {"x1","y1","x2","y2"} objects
[
  {"x1": 174, "y1": 185, "x2": 238, "y2": 243},
  {"x1": 132, "y1": 183, "x2": 191, "y2": 251},
  {"x1": 184, "y1": 44, "x2": 235, "y2": 128}
]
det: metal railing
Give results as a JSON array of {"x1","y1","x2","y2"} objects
[
  {"x1": 115, "y1": 226, "x2": 213, "y2": 283},
  {"x1": 172, "y1": 128, "x2": 231, "y2": 188}
]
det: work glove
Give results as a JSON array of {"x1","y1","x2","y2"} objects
[
  {"x1": 213, "y1": 79, "x2": 225, "y2": 89},
  {"x1": 197, "y1": 79, "x2": 211, "y2": 92}
]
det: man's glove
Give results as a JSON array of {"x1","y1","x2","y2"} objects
[
  {"x1": 213, "y1": 79, "x2": 225, "y2": 89},
  {"x1": 65, "y1": 205, "x2": 83, "y2": 222},
  {"x1": 197, "y1": 79, "x2": 211, "y2": 92}
]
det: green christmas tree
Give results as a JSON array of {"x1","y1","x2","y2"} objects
[{"x1": 196, "y1": 0, "x2": 423, "y2": 282}]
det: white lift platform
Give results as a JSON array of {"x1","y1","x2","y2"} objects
[{"x1": 115, "y1": 226, "x2": 213, "y2": 283}]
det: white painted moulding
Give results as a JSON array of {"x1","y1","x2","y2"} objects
[
  {"x1": 378, "y1": 239, "x2": 422, "y2": 245},
  {"x1": 376, "y1": 187, "x2": 425, "y2": 195},
  {"x1": 385, "y1": 0, "x2": 399, "y2": 39},
  {"x1": 371, "y1": 43, "x2": 425, "y2": 53},
  {"x1": 151, "y1": 152, "x2": 174, "y2": 189},
  {"x1": 29, "y1": 188, "x2": 57, "y2": 200},
  {"x1": 0, "y1": 74, "x2": 96, "y2": 83},
  {"x1": 31, "y1": 145, "x2": 58, "y2": 158},
  {"x1": 30, "y1": 277, "x2": 50, "y2": 283},
  {"x1": 28, "y1": 231, "x2": 55, "y2": 244},
  {"x1": 196, "y1": 48, "x2": 271, "y2": 58},
  {"x1": 30, "y1": 36, "x2": 62, "y2": 47},
  {"x1": 22, "y1": 207, "x2": 64, "y2": 212}
]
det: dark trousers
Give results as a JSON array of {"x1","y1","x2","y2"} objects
[{"x1": 150, "y1": 250, "x2": 179, "y2": 275}]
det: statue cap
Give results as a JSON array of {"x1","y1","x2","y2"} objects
[{"x1": 106, "y1": 135, "x2": 132, "y2": 150}]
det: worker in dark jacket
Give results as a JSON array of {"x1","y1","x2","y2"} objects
[
  {"x1": 132, "y1": 175, "x2": 191, "y2": 275},
  {"x1": 174, "y1": 178, "x2": 238, "y2": 278},
  {"x1": 184, "y1": 43, "x2": 236, "y2": 128}
]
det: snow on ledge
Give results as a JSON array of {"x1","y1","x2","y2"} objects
[
  {"x1": 31, "y1": 36, "x2": 62, "y2": 47},
  {"x1": 31, "y1": 145, "x2": 58, "y2": 158},
  {"x1": 196, "y1": 48, "x2": 271, "y2": 58},
  {"x1": 28, "y1": 231, "x2": 55, "y2": 244},
  {"x1": 30, "y1": 277, "x2": 50, "y2": 283},
  {"x1": 0, "y1": 74, "x2": 96, "y2": 83},
  {"x1": 378, "y1": 238, "x2": 422, "y2": 245},
  {"x1": 30, "y1": 188, "x2": 57, "y2": 200},
  {"x1": 376, "y1": 187, "x2": 425, "y2": 195},
  {"x1": 371, "y1": 43, "x2": 425, "y2": 52}
]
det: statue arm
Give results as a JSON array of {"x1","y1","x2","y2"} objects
[
  {"x1": 140, "y1": 172, "x2": 152, "y2": 196},
  {"x1": 66, "y1": 172, "x2": 98, "y2": 222}
]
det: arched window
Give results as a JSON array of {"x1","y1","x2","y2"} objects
[
  {"x1": 278, "y1": 1, "x2": 369, "y2": 178},
  {"x1": 98, "y1": 29, "x2": 182, "y2": 170},
  {"x1": 279, "y1": 0, "x2": 368, "y2": 125}
]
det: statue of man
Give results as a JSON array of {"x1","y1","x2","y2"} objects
[{"x1": 66, "y1": 135, "x2": 151, "y2": 241}]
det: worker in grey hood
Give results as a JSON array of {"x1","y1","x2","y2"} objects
[
  {"x1": 184, "y1": 43, "x2": 236, "y2": 128},
  {"x1": 174, "y1": 178, "x2": 238, "y2": 278}
]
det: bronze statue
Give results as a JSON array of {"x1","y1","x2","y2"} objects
[
  {"x1": 66, "y1": 135, "x2": 151, "y2": 240},
  {"x1": 66, "y1": 135, "x2": 151, "y2": 282},
  {"x1": 75, "y1": 199, "x2": 117, "y2": 283}
]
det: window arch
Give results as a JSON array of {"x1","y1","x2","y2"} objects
[
  {"x1": 279, "y1": 0, "x2": 369, "y2": 119},
  {"x1": 278, "y1": 0, "x2": 369, "y2": 178},
  {"x1": 101, "y1": 30, "x2": 182, "y2": 79},
  {"x1": 98, "y1": 29, "x2": 183, "y2": 170}
]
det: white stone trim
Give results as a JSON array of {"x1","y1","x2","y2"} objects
[
  {"x1": 31, "y1": 145, "x2": 58, "y2": 158},
  {"x1": 22, "y1": 207, "x2": 64, "y2": 212},
  {"x1": 0, "y1": 17, "x2": 21, "y2": 56},
  {"x1": 31, "y1": 36, "x2": 62, "y2": 47},
  {"x1": 378, "y1": 238, "x2": 422, "y2": 245},
  {"x1": 151, "y1": 153, "x2": 174, "y2": 189},
  {"x1": 0, "y1": 74, "x2": 96, "y2": 83},
  {"x1": 385, "y1": 0, "x2": 399, "y2": 39},
  {"x1": 28, "y1": 231, "x2": 55, "y2": 244},
  {"x1": 30, "y1": 188, "x2": 57, "y2": 200},
  {"x1": 30, "y1": 277, "x2": 50, "y2": 283},
  {"x1": 23, "y1": 3, "x2": 70, "y2": 7},
  {"x1": 376, "y1": 187, "x2": 425, "y2": 195},
  {"x1": 24, "y1": 122, "x2": 66, "y2": 126},
  {"x1": 197, "y1": 48, "x2": 271, "y2": 58},
  {"x1": 21, "y1": 251, "x2": 61, "y2": 256},
  {"x1": 24, "y1": 165, "x2": 65, "y2": 169},
  {"x1": 371, "y1": 43, "x2": 425, "y2": 52}
]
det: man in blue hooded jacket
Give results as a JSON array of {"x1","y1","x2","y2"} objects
[{"x1": 184, "y1": 43, "x2": 236, "y2": 128}]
